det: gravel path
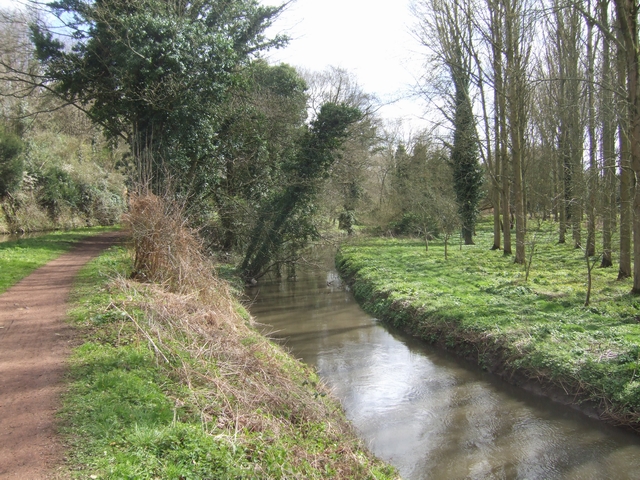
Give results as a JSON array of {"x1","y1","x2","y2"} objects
[{"x1": 0, "y1": 231, "x2": 124, "y2": 479}]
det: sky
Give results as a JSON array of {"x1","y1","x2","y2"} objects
[
  {"x1": 0, "y1": 0, "x2": 430, "y2": 133},
  {"x1": 260, "y1": 0, "x2": 429, "y2": 133}
]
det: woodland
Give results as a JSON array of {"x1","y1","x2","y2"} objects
[
  {"x1": 6, "y1": 0, "x2": 640, "y2": 478},
  {"x1": 2, "y1": 0, "x2": 640, "y2": 474},
  {"x1": 0, "y1": 0, "x2": 639, "y2": 290}
]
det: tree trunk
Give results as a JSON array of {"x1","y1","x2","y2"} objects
[
  {"x1": 601, "y1": 0, "x2": 614, "y2": 268},
  {"x1": 616, "y1": 5, "x2": 632, "y2": 279},
  {"x1": 505, "y1": 0, "x2": 527, "y2": 265},
  {"x1": 502, "y1": 142, "x2": 512, "y2": 254},
  {"x1": 492, "y1": 189, "x2": 501, "y2": 250},
  {"x1": 619, "y1": 132, "x2": 633, "y2": 278},
  {"x1": 492, "y1": 0, "x2": 512, "y2": 255},
  {"x1": 586, "y1": 5, "x2": 597, "y2": 257}
]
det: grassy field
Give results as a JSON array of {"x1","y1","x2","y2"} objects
[
  {"x1": 61, "y1": 244, "x2": 397, "y2": 479},
  {"x1": 336, "y1": 220, "x2": 640, "y2": 429},
  {"x1": 0, "y1": 227, "x2": 118, "y2": 294}
]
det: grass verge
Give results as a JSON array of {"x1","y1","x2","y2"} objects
[
  {"x1": 336, "y1": 222, "x2": 640, "y2": 431},
  {"x1": 0, "y1": 227, "x2": 118, "y2": 294},
  {"x1": 62, "y1": 243, "x2": 397, "y2": 479}
]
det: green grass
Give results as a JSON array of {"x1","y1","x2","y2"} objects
[
  {"x1": 0, "y1": 227, "x2": 118, "y2": 294},
  {"x1": 337, "y1": 220, "x2": 640, "y2": 427},
  {"x1": 62, "y1": 245, "x2": 397, "y2": 479}
]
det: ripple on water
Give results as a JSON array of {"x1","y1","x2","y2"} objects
[{"x1": 249, "y1": 252, "x2": 640, "y2": 480}]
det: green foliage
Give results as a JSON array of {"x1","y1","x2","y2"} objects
[
  {"x1": 338, "y1": 209, "x2": 357, "y2": 235},
  {"x1": 337, "y1": 220, "x2": 640, "y2": 425},
  {"x1": 61, "y1": 242, "x2": 397, "y2": 479},
  {"x1": 241, "y1": 103, "x2": 362, "y2": 279},
  {"x1": 0, "y1": 127, "x2": 24, "y2": 197},
  {"x1": 0, "y1": 103, "x2": 127, "y2": 232},
  {"x1": 387, "y1": 140, "x2": 459, "y2": 244},
  {"x1": 37, "y1": 166, "x2": 80, "y2": 219},
  {"x1": 32, "y1": 0, "x2": 286, "y2": 197},
  {"x1": 76, "y1": 181, "x2": 126, "y2": 225},
  {"x1": 212, "y1": 60, "x2": 308, "y2": 250},
  {"x1": 388, "y1": 212, "x2": 424, "y2": 236},
  {"x1": 34, "y1": 165, "x2": 124, "y2": 224}
]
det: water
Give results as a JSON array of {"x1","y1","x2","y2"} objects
[{"x1": 248, "y1": 248, "x2": 640, "y2": 479}]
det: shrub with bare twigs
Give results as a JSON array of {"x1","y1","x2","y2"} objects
[{"x1": 123, "y1": 191, "x2": 224, "y2": 299}]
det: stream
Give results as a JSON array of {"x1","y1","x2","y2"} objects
[{"x1": 247, "y1": 248, "x2": 640, "y2": 479}]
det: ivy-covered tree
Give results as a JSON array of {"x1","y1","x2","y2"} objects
[
  {"x1": 414, "y1": 0, "x2": 483, "y2": 245},
  {"x1": 213, "y1": 60, "x2": 308, "y2": 250},
  {"x1": 30, "y1": 0, "x2": 285, "y2": 198},
  {"x1": 241, "y1": 103, "x2": 362, "y2": 280},
  {"x1": 450, "y1": 72, "x2": 483, "y2": 245}
]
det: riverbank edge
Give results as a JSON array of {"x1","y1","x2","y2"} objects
[
  {"x1": 59, "y1": 243, "x2": 398, "y2": 478},
  {"x1": 335, "y1": 250, "x2": 640, "y2": 433}
]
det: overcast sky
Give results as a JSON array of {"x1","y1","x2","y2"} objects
[{"x1": 261, "y1": 0, "x2": 428, "y2": 132}]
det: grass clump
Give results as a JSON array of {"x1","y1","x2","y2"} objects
[
  {"x1": 62, "y1": 193, "x2": 396, "y2": 479},
  {"x1": 0, "y1": 226, "x2": 117, "y2": 293},
  {"x1": 336, "y1": 220, "x2": 640, "y2": 430}
]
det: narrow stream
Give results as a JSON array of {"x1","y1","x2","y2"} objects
[{"x1": 248, "y1": 248, "x2": 640, "y2": 480}]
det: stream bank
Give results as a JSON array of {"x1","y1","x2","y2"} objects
[
  {"x1": 335, "y1": 239, "x2": 640, "y2": 432},
  {"x1": 58, "y1": 243, "x2": 397, "y2": 479}
]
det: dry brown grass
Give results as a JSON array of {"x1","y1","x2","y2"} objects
[
  {"x1": 113, "y1": 191, "x2": 393, "y2": 478},
  {"x1": 107, "y1": 276, "x2": 391, "y2": 477},
  {"x1": 123, "y1": 192, "x2": 219, "y2": 296},
  {"x1": 118, "y1": 278, "x2": 333, "y2": 431}
]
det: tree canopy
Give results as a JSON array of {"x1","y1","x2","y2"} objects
[{"x1": 31, "y1": 0, "x2": 286, "y2": 194}]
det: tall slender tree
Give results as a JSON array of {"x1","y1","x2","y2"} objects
[
  {"x1": 504, "y1": 0, "x2": 533, "y2": 264},
  {"x1": 414, "y1": 0, "x2": 484, "y2": 245},
  {"x1": 586, "y1": 0, "x2": 598, "y2": 257},
  {"x1": 612, "y1": 0, "x2": 640, "y2": 291},
  {"x1": 600, "y1": 0, "x2": 616, "y2": 268},
  {"x1": 615, "y1": 6, "x2": 633, "y2": 279}
]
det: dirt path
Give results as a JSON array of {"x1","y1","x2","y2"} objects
[{"x1": 0, "y1": 231, "x2": 124, "y2": 479}]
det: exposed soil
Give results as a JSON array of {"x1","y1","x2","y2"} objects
[{"x1": 0, "y1": 231, "x2": 124, "y2": 479}]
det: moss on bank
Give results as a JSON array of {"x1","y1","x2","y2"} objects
[
  {"x1": 62, "y1": 244, "x2": 397, "y2": 479},
  {"x1": 336, "y1": 233, "x2": 640, "y2": 431}
]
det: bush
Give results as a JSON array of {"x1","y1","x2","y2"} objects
[
  {"x1": 0, "y1": 129, "x2": 24, "y2": 197},
  {"x1": 77, "y1": 181, "x2": 125, "y2": 225},
  {"x1": 37, "y1": 166, "x2": 81, "y2": 219},
  {"x1": 388, "y1": 212, "x2": 421, "y2": 236},
  {"x1": 338, "y1": 209, "x2": 357, "y2": 235},
  {"x1": 123, "y1": 191, "x2": 220, "y2": 297}
]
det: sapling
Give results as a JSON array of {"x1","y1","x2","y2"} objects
[{"x1": 584, "y1": 249, "x2": 603, "y2": 307}]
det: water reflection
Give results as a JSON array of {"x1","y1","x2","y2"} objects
[{"x1": 249, "y1": 249, "x2": 640, "y2": 480}]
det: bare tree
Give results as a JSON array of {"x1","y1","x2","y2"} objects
[
  {"x1": 614, "y1": 5, "x2": 633, "y2": 279},
  {"x1": 504, "y1": 0, "x2": 535, "y2": 264},
  {"x1": 585, "y1": 0, "x2": 598, "y2": 257},
  {"x1": 488, "y1": 0, "x2": 514, "y2": 255},
  {"x1": 599, "y1": 0, "x2": 616, "y2": 268},
  {"x1": 612, "y1": 0, "x2": 640, "y2": 291}
]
